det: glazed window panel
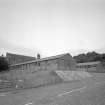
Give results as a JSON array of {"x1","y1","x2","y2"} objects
[{"x1": 58, "y1": 59, "x2": 65, "y2": 69}]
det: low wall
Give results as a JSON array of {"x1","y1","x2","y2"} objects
[
  {"x1": 56, "y1": 71, "x2": 92, "y2": 81},
  {"x1": 0, "y1": 70, "x2": 63, "y2": 89},
  {"x1": 0, "y1": 70, "x2": 92, "y2": 90},
  {"x1": 15, "y1": 70, "x2": 62, "y2": 88}
]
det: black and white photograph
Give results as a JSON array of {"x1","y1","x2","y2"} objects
[{"x1": 0, "y1": 0, "x2": 105, "y2": 105}]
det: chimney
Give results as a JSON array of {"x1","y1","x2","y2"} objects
[{"x1": 37, "y1": 53, "x2": 40, "y2": 59}]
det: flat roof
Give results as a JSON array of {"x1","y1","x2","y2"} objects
[{"x1": 76, "y1": 61, "x2": 100, "y2": 66}]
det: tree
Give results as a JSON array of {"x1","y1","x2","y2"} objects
[
  {"x1": 73, "y1": 51, "x2": 105, "y2": 63},
  {"x1": 74, "y1": 54, "x2": 86, "y2": 63},
  {"x1": 0, "y1": 56, "x2": 9, "y2": 72}
]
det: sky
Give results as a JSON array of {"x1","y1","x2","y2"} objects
[{"x1": 0, "y1": 0, "x2": 105, "y2": 57}]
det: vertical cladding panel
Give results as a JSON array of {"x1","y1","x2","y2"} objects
[
  {"x1": 19, "y1": 65, "x2": 22, "y2": 70},
  {"x1": 61, "y1": 54, "x2": 76, "y2": 70},
  {"x1": 28, "y1": 62, "x2": 37, "y2": 72},
  {"x1": 46, "y1": 60, "x2": 50, "y2": 70},
  {"x1": 27, "y1": 64, "x2": 30, "y2": 71},
  {"x1": 63, "y1": 60, "x2": 67, "y2": 70},
  {"x1": 46, "y1": 59, "x2": 58, "y2": 71},
  {"x1": 21, "y1": 64, "x2": 24, "y2": 71},
  {"x1": 28, "y1": 63, "x2": 32, "y2": 72},
  {"x1": 31, "y1": 62, "x2": 39, "y2": 71},
  {"x1": 58, "y1": 54, "x2": 76, "y2": 71},
  {"x1": 50, "y1": 59, "x2": 57, "y2": 70},
  {"x1": 28, "y1": 63, "x2": 31, "y2": 71},
  {"x1": 39, "y1": 62, "x2": 42, "y2": 70},
  {"x1": 57, "y1": 59, "x2": 65, "y2": 70},
  {"x1": 23, "y1": 64, "x2": 25, "y2": 70},
  {"x1": 31, "y1": 63, "x2": 35, "y2": 72},
  {"x1": 32, "y1": 62, "x2": 37, "y2": 71},
  {"x1": 65, "y1": 60, "x2": 72, "y2": 70},
  {"x1": 45, "y1": 61, "x2": 47, "y2": 70},
  {"x1": 40, "y1": 61, "x2": 46, "y2": 70}
]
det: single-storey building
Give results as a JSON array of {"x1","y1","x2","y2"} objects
[
  {"x1": 10, "y1": 53, "x2": 76, "y2": 72},
  {"x1": 76, "y1": 61, "x2": 105, "y2": 72},
  {"x1": 6, "y1": 53, "x2": 36, "y2": 65}
]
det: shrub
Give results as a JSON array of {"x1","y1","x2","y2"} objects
[{"x1": 0, "y1": 56, "x2": 9, "y2": 72}]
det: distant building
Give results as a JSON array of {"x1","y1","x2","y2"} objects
[
  {"x1": 6, "y1": 53, "x2": 36, "y2": 65},
  {"x1": 76, "y1": 61, "x2": 105, "y2": 72},
  {"x1": 10, "y1": 53, "x2": 76, "y2": 72}
]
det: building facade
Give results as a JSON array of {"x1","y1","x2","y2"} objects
[
  {"x1": 10, "y1": 53, "x2": 76, "y2": 72},
  {"x1": 6, "y1": 53, "x2": 36, "y2": 65},
  {"x1": 76, "y1": 61, "x2": 105, "y2": 72}
]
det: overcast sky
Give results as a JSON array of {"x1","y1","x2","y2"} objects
[{"x1": 0, "y1": 0, "x2": 105, "y2": 57}]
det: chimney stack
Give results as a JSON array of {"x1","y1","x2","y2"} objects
[{"x1": 37, "y1": 53, "x2": 40, "y2": 59}]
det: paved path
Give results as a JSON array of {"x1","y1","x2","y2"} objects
[{"x1": 0, "y1": 78, "x2": 105, "y2": 105}]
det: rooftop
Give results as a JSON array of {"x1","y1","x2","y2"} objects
[
  {"x1": 76, "y1": 61, "x2": 101, "y2": 66},
  {"x1": 10, "y1": 53, "x2": 70, "y2": 66}
]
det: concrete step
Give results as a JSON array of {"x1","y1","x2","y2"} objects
[
  {"x1": 0, "y1": 81, "x2": 15, "y2": 89},
  {"x1": 55, "y1": 71, "x2": 92, "y2": 81}
]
